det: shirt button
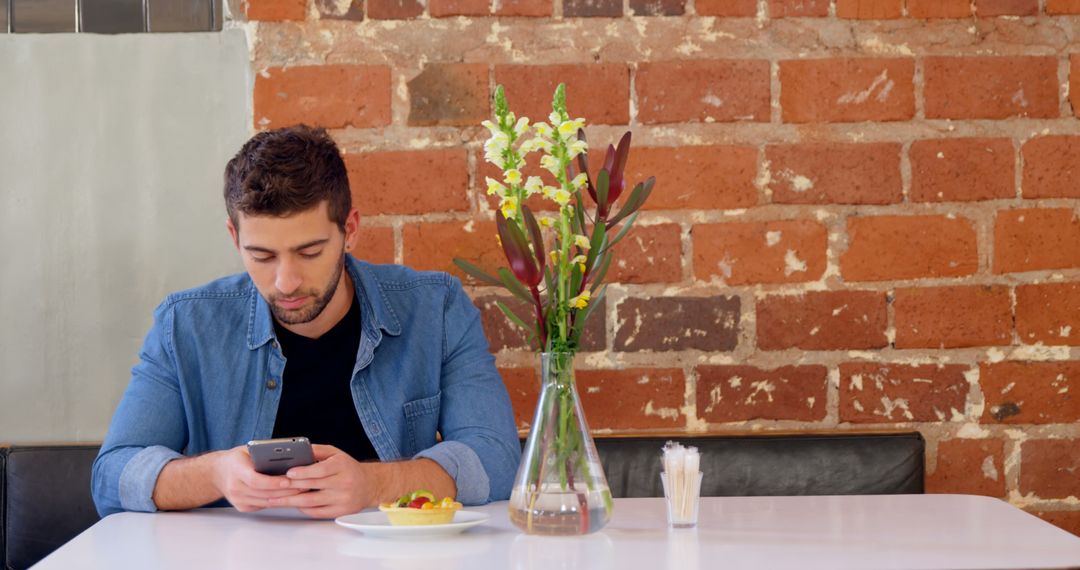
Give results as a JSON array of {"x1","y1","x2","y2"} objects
[
  {"x1": 266, "y1": 379, "x2": 278, "y2": 390},
  {"x1": 270, "y1": 340, "x2": 279, "y2": 349}
]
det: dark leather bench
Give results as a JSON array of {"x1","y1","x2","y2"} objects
[{"x1": 1, "y1": 431, "x2": 924, "y2": 569}]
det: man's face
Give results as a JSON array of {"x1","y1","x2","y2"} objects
[{"x1": 228, "y1": 202, "x2": 358, "y2": 326}]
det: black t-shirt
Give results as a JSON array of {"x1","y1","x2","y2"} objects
[{"x1": 271, "y1": 296, "x2": 378, "y2": 462}]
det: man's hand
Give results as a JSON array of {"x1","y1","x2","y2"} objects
[
  {"x1": 211, "y1": 445, "x2": 308, "y2": 512},
  {"x1": 268, "y1": 444, "x2": 382, "y2": 518}
]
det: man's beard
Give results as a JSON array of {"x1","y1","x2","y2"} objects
[{"x1": 268, "y1": 249, "x2": 346, "y2": 325}]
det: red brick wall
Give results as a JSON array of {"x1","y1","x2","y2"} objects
[{"x1": 245, "y1": 0, "x2": 1080, "y2": 534}]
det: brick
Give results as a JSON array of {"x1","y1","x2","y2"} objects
[
  {"x1": 693, "y1": 220, "x2": 828, "y2": 285},
  {"x1": 894, "y1": 286, "x2": 1012, "y2": 349},
  {"x1": 632, "y1": 145, "x2": 758, "y2": 210},
  {"x1": 1073, "y1": 56, "x2": 1080, "y2": 116},
  {"x1": 1021, "y1": 440, "x2": 1080, "y2": 499},
  {"x1": 346, "y1": 149, "x2": 468, "y2": 216},
  {"x1": 779, "y1": 58, "x2": 915, "y2": 123},
  {"x1": 836, "y1": 0, "x2": 902, "y2": 18},
  {"x1": 500, "y1": 367, "x2": 539, "y2": 430},
  {"x1": 757, "y1": 290, "x2": 889, "y2": 351},
  {"x1": 1029, "y1": 511, "x2": 1080, "y2": 537},
  {"x1": 577, "y1": 369, "x2": 687, "y2": 430},
  {"x1": 768, "y1": 0, "x2": 828, "y2": 16},
  {"x1": 696, "y1": 0, "x2": 756, "y2": 16},
  {"x1": 367, "y1": 0, "x2": 423, "y2": 18},
  {"x1": 402, "y1": 221, "x2": 504, "y2": 283},
  {"x1": 841, "y1": 215, "x2": 978, "y2": 282},
  {"x1": 924, "y1": 57, "x2": 1059, "y2": 120},
  {"x1": 563, "y1": 0, "x2": 622, "y2": 17},
  {"x1": 1047, "y1": 0, "x2": 1080, "y2": 14},
  {"x1": 766, "y1": 143, "x2": 902, "y2": 205},
  {"x1": 1023, "y1": 136, "x2": 1080, "y2": 199},
  {"x1": 607, "y1": 224, "x2": 683, "y2": 284},
  {"x1": 629, "y1": 0, "x2": 685, "y2": 15},
  {"x1": 839, "y1": 363, "x2": 970, "y2": 423},
  {"x1": 476, "y1": 295, "x2": 605, "y2": 352},
  {"x1": 349, "y1": 226, "x2": 395, "y2": 265},
  {"x1": 981, "y1": 361, "x2": 1080, "y2": 424},
  {"x1": 1016, "y1": 283, "x2": 1080, "y2": 346},
  {"x1": 910, "y1": 138, "x2": 1015, "y2": 203},
  {"x1": 247, "y1": 0, "x2": 305, "y2": 20},
  {"x1": 316, "y1": 0, "x2": 363, "y2": 19},
  {"x1": 927, "y1": 439, "x2": 1006, "y2": 497},
  {"x1": 495, "y1": 64, "x2": 629, "y2": 126},
  {"x1": 254, "y1": 65, "x2": 391, "y2": 130},
  {"x1": 407, "y1": 64, "x2": 489, "y2": 127},
  {"x1": 975, "y1": 0, "x2": 1038, "y2": 16},
  {"x1": 994, "y1": 209, "x2": 1080, "y2": 274},
  {"x1": 430, "y1": 0, "x2": 488, "y2": 16},
  {"x1": 636, "y1": 60, "x2": 771, "y2": 124},
  {"x1": 494, "y1": 0, "x2": 552, "y2": 16},
  {"x1": 614, "y1": 296, "x2": 740, "y2": 352},
  {"x1": 697, "y1": 365, "x2": 828, "y2": 422},
  {"x1": 907, "y1": 0, "x2": 971, "y2": 17}
]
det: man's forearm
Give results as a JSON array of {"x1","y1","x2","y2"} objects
[
  {"x1": 371, "y1": 458, "x2": 456, "y2": 504},
  {"x1": 151, "y1": 451, "x2": 224, "y2": 511}
]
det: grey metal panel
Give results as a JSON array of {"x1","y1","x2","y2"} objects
[
  {"x1": 81, "y1": 0, "x2": 144, "y2": 33},
  {"x1": 147, "y1": 0, "x2": 212, "y2": 32},
  {"x1": 11, "y1": 0, "x2": 77, "y2": 33},
  {"x1": 1, "y1": 0, "x2": 9, "y2": 33}
]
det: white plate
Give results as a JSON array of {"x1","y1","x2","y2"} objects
[{"x1": 335, "y1": 510, "x2": 490, "y2": 539}]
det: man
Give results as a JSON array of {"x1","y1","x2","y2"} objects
[{"x1": 91, "y1": 125, "x2": 521, "y2": 518}]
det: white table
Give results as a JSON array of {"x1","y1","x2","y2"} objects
[{"x1": 35, "y1": 495, "x2": 1080, "y2": 569}]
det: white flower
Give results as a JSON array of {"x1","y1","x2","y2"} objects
[
  {"x1": 485, "y1": 177, "x2": 507, "y2": 197},
  {"x1": 533, "y1": 122, "x2": 551, "y2": 138},
  {"x1": 558, "y1": 120, "x2": 579, "y2": 138},
  {"x1": 548, "y1": 111, "x2": 562, "y2": 127},
  {"x1": 540, "y1": 155, "x2": 561, "y2": 175},
  {"x1": 481, "y1": 119, "x2": 500, "y2": 137},
  {"x1": 552, "y1": 188, "x2": 572, "y2": 206},
  {"x1": 524, "y1": 176, "x2": 544, "y2": 196},
  {"x1": 574, "y1": 235, "x2": 591, "y2": 250},
  {"x1": 539, "y1": 216, "x2": 556, "y2": 228},
  {"x1": 504, "y1": 169, "x2": 522, "y2": 185},
  {"x1": 514, "y1": 117, "x2": 530, "y2": 137},
  {"x1": 542, "y1": 185, "x2": 558, "y2": 200},
  {"x1": 500, "y1": 196, "x2": 518, "y2": 219},
  {"x1": 483, "y1": 149, "x2": 505, "y2": 169},
  {"x1": 572, "y1": 118, "x2": 586, "y2": 132},
  {"x1": 567, "y1": 140, "x2": 588, "y2": 159},
  {"x1": 570, "y1": 173, "x2": 589, "y2": 190}
]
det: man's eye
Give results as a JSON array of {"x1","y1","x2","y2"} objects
[
  {"x1": 300, "y1": 250, "x2": 322, "y2": 259},
  {"x1": 252, "y1": 255, "x2": 274, "y2": 263}
]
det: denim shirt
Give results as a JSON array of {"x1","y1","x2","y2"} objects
[{"x1": 91, "y1": 256, "x2": 521, "y2": 517}]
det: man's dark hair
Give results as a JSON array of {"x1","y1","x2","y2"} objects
[{"x1": 224, "y1": 124, "x2": 351, "y2": 231}]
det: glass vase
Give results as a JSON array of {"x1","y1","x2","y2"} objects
[{"x1": 508, "y1": 352, "x2": 613, "y2": 535}]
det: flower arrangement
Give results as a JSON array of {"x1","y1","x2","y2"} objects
[
  {"x1": 455, "y1": 84, "x2": 655, "y2": 535},
  {"x1": 453, "y1": 84, "x2": 654, "y2": 354}
]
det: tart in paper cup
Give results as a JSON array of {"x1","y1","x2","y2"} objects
[{"x1": 378, "y1": 502, "x2": 462, "y2": 526}]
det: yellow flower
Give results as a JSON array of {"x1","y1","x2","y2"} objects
[
  {"x1": 485, "y1": 176, "x2": 507, "y2": 196},
  {"x1": 558, "y1": 120, "x2": 578, "y2": 138},
  {"x1": 533, "y1": 122, "x2": 551, "y2": 138},
  {"x1": 550, "y1": 251, "x2": 560, "y2": 264},
  {"x1": 481, "y1": 119, "x2": 500, "y2": 137},
  {"x1": 574, "y1": 235, "x2": 591, "y2": 250},
  {"x1": 569, "y1": 290, "x2": 591, "y2": 310},
  {"x1": 500, "y1": 196, "x2": 519, "y2": 219},
  {"x1": 519, "y1": 138, "x2": 540, "y2": 155},
  {"x1": 504, "y1": 169, "x2": 522, "y2": 185},
  {"x1": 524, "y1": 176, "x2": 544, "y2": 196},
  {"x1": 571, "y1": 173, "x2": 588, "y2": 190},
  {"x1": 548, "y1": 111, "x2": 562, "y2": 127},
  {"x1": 571, "y1": 254, "x2": 587, "y2": 272},
  {"x1": 553, "y1": 188, "x2": 572, "y2": 206},
  {"x1": 572, "y1": 118, "x2": 586, "y2": 132},
  {"x1": 540, "y1": 155, "x2": 561, "y2": 175},
  {"x1": 567, "y1": 140, "x2": 588, "y2": 159},
  {"x1": 539, "y1": 216, "x2": 555, "y2": 228}
]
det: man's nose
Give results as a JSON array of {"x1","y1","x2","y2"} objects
[{"x1": 275, "y1": 260, "x2": 302, "y2": 296}]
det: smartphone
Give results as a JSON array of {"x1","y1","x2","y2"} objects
[{"x1": 247, "y1": 436, "x2": 315, "y2": 476}]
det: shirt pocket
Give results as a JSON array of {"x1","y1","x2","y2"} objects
[{"x1": 403, "y1": 391, "x2": 441, "y2": 456}]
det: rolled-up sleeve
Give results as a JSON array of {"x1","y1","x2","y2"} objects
[
  {"x1": 418, "y1": 276, "x2": 521, "y2": 505},
  {"x1": 92, "y1": 301, "x2": 188, "y2": 517}
]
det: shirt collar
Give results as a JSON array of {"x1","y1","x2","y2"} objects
[{"x1": 246, "y1": 254, "x2": 402, "y2": 350}]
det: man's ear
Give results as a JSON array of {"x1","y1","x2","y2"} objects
[
  {"x1": 343, "y1": 208, "x2": 361, "y2": 253},
  {"x1": 226, "y1": 217, "x2": 240, "y2": 251}
]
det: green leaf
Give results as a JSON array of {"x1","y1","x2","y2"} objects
[
  {"x1": 596, "y1": 168, "x2": 610, "y2": 215},
  {"x1": 602, "y1": 211, "x2": 639, "y2": 253},
  {"x1": 590, "y1": 251, "x2": 614, "y2": 292},
  {"x1": 497, "y1": 267, "x2": 533, "y2": 304},
  {"x1": 495, "y1": 300, "x2": 531, "y2": 333},
  {"x1": 571, "y1": 285, "x2": 607, "y2": 341},
  {"x1": 584, "y1": 219, "x2": 607, "y2": 275},
  {"x1": 453, "y1": 258, "x2": 503, "y2": 287},
  {"x1": 574, "y1": 192, "x2": 590, "y2": 230},
  {"x1": 521, "y1": 206, "x2": 546, "y2": 272}
]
